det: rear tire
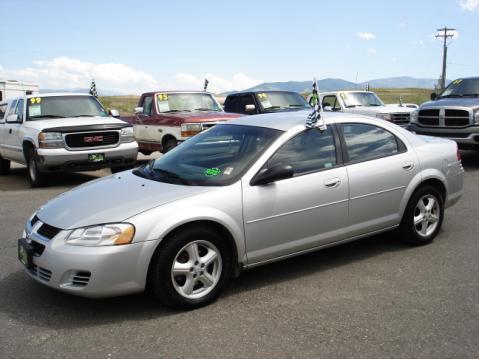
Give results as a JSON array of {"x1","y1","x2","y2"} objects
[
  {"x1": 162, "y1": 138, "x2": 177, "y2": 153},
  {"x1": 149, "y1": 226, "x2": 231, "y2": 309},
  {"x1": 0, "y1": 158, "x2": 10, "y2": 175},
  {"x1": 399, "y1": 185, "x2": 444, "y2": 246},
  {"x1": 26, "y1": 149, "x2": 46, "y2": 187}
]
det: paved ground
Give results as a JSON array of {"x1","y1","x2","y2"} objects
[{"x1": 0, "y1": 152, "x2": 478, "y2": 358}]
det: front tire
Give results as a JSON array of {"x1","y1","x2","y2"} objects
[
  {"x1": 149, "y1": 226, "x2": 231, "y2": 309},
  {"x1": 0, "y1": 158, "x2": 10, "y2": 175},
  {"x1": 26, "y1": 149, "x2": 46, "y2": 187},
  {"x1": 399, "y1": 185, "x2": 444, "y2": 246}
]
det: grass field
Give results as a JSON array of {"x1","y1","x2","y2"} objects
[{"x1": 98, "y1": 88, "x2": 433, "y2": 116}]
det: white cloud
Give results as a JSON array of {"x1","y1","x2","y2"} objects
[
  {"x1": 400, "y1": 22, "x2": 406, "y2": 27},
  {"x1": 458, "y1": 0, "x2": 479, "y2": 11},
  {"x1": 173, "y1": 72, "x2": 262, "y2": 93},
  {"x1": 391, "y1": 57, "x2": 398, "y2": 62},
  {"x1": 0, "y1": 57, "x2": 159, "y2": 94},
  {"x1": 356, "y1": 32, "x2": 376, "y2": 40},
  {"x1": 367, "y1": 48, "x2": 377, "y2": 54}
]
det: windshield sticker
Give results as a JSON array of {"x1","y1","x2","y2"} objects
[
  {"x1": 339, "y1": 93, "x2": 346, "y2": 99},
  {"x1": 257, "y1": 93, "x2": 267, "y2": 99},
  {"x1": 223, "y1": 167, "x2": 234, "y2": 175},
  {"x1": 29, "y1": 97, "x2": 42, "y2": 104},
  {"x1": 157, "y1": 93, "x2": 168, "y2": 101},
  {"x1": 261, "y1": 100, "x2": 272, "y2": 109},
  {"x1": 158, "y1": 102, "x2": 170, "y2": 112},
  {"x1": 452, "y1": 79, "x2": 462, "y2": 85},
  {"x1": 204, "y1": 168, "x2": 221, "y2": 177},
  {"x1": 29, "y1": 105, "x2": 41, "y2": 117}
]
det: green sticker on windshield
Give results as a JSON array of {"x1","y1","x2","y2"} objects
[{"x1": 204, "y1": 168, "x2": 221, "y2": 177}]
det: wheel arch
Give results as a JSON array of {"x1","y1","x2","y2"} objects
[
  {"x1": 161, "y1": 134, "x2": 177, "y2": 148},
  {"x1": 22, "y1": 138, "x2": 36, "y2": 162}
]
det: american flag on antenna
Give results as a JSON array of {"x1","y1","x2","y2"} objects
[
  {"x1": 204, "y1": 78, "x2": 209, "y2": 91},
  {"x1": 306, "y1": 78, "x2": 326, "y2": 130},
  {"x1": 89, "y1": 79, "x2": 98, "y2": 98}
]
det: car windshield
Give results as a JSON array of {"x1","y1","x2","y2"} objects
[
  {"x1": 341, "y1": 92, "x2": 384, "y2": 107},
  {"x1": 26, "y1": 96, "x2": 108, "y2": 121},
  {"x1": 156, "y1": 93, "x2": 222, "y2": 113},
  {"x1": 439, "y1": 78, "x2": 479, "y2": 98},
  {"x1": 257, "y1": 92, "x2": 310, "y2": 111},
  {"x1": 133, "y1": 124, "x2": 282, "y2": 186}
]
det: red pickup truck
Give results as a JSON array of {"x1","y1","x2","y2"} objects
[{"x1": 122, "y1": 91, "x2": 242, "y2": 154}]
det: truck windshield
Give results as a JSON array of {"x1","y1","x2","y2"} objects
[
  {"x1": 439, "y1": 78, "x2": 479, "y2": 98},
  {"x1": 156, "y1": 93, "x2": 222, "y2": 113},
  {"x1": 133, "y1": 124, "x2": 282, "y2": 186},
  {"x1": 341, "y1": 92, "x2": 384, "y2": 107},
  {"x1": 26, "y1": 96, "x2": 108, "y2": 121},
  {"x1": 258, "y1": 92, "x2": 310, "y2": 111}
]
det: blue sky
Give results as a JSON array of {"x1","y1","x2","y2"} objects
[{"x1": 1, "y1": 0, "x2": 478, "y2": 94}]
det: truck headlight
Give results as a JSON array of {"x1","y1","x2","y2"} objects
[
  {"x1": 376, "y1": 113, "x2": 392, "y2": 121},
  {"x1": 410, "y1": 110, "x2": 419, "y2": 123},
  {"x1": 181, "y1": 123, "x2": 203, "y2": 137},
  {"x1": 65, "y1": 223, "x2": 135, "y2": 246},
  {"x1": 120, "y1": 126, "x2": 135, "y2": 143},
  {"x1": 38, "y1": 132, "x2": 64, "y2": 148},
  {"x1": 474, "y1": 111, "x2": 479, "y2": 125}
]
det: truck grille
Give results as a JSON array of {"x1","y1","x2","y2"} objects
[
  {"x1": 418, "y1": 109, "x2": 471, "y2": 127},
  {"x1": 390, "y1": 113, "x2": 410, "y2": 124},
  {"x1": 65, "y1": 131, "x2": 119, "y2": 148},
  {"x1": 37, "y1": 223, "x2": 61, "y2": 239}
]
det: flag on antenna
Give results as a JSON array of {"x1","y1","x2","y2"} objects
[
  {"x1": 204, "y1": 78, "x2": 209, "y2": 91},
  {"x1": 306, "y1": 78, "x2": 326, "y2": 130},
  {"x1": 89, "y1": 79, "x2": 98, "y2": 98}
]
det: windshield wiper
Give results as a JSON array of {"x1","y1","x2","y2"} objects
[
  {"x1": 263, "y1": 106, "x2": 283, "y2": 111},
  {"x1": 71, "y1": 114, "x2": 96, "y2": 117},
  {"x1": 368, "y1": 104, "x2": 382, "y2": 106},
  {"x1": 193, "y1": 108, "x2": 217, "y2": 111},
  {"x1": 152, "y1": 168, "x2": 193, "y2": 185},
  {"x1": 163, "y1": 109, "x2": 191, "y2": 113},
  {"x1": 287, "y1": 104, "x2": 308, "y2": 108},
  {"x1": 132, "y1": 166, "x2": 153, "y2": 180},
  {"x1": 460, "y1": 94, "x2": 479, "y2": 97},
  {"x1": 345, "y1": 105, "x2": 362, "y2": 108},
  {"x1": 29, "y1": 115, "x2": 66, "y2": 119},
  {"x1": 437, "y1": 94, "x2": 462, "y2": 99}
]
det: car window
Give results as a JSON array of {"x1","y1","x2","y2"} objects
[
  {"x1": 342, "y1": 123, "x2": 400, "y2": 162},
  {"x1": 15, "y1": 99, "x2": 24, "y2": 121},
  {"x1": 267, "y1": 127, "x2": 337, "y2": 176},
  {"x1": 7, "y1": 100, "x2": 17, "y2": 116},
  {"x1": 0, "y1": 103, "x2": 7, "y2": 123},
  {"x1": 142, "y1": 96, "x2": 153, "y2": 115},
  {"x1": 322, "y1": 95, "x2": 341, "y2": 111}
]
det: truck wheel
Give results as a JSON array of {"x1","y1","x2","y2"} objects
[
  {"x1": 149, "y1": 226, "x2": 232, "y2": 309},
  {"x1": 0, "y1": 158, "x2": 11, "y2": 175},
  {"x1": 399, "y1": 185, "x2": 444, "y2": 246},
  {"x1": 26, "y1": 150, "x2": 46, "y2": 187},
  {"x1": 163, "y1": 138, "x2": 177, "y2": 153},
  {"x1": 110, "y1": 165, "x2": 135, "y2": 174}
]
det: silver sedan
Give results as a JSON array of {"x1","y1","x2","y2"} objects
[{"x1": 18, "y1": 111, "x2": 464, "y2": 309}]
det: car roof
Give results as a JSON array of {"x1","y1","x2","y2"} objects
[
  {"x1": 141, "y1": 91, "x2": 214, "y2": 96},
  {"x1": 223, "y1": 110, "x2": 378, "y2": 131},
  {"x1": 226, "y1": 90, "x2": 300, "y2": 97}
]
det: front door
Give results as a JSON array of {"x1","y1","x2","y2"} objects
[
  {"x1": 3, "y1": 99, "x2": 24, "y2": 162},
  {"x1": 243, "y1": 127, "x2": 349, "y2": 265}
]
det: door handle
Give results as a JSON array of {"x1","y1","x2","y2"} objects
[
  {"x1": 324, "y1": 178, "x2": 341, "y2": 188},
  {"x1": 9, "y1": 129, "x2": 12, "y2": 134},
  {"x1": 402, "y1": 162, "x2": 414, "y2": 170}
]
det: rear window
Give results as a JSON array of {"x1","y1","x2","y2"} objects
[{"x1": 0, "y1": 103, "x2": 7, "y2": 122}]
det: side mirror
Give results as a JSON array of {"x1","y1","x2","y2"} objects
[
  {"x1": 323, "y1": 106, "x2": 333, "y2": 111},
  {"x1": 430, "y1": 93, "x2": 437, "y2": 101},
  {"x1": 245, "y1": 104, "x2": 256, "y2": 113},
  {"x1": 134, "y1": 107, "x2": 143, "y2": 114},
  {"x1": 251, "y1": 164, "x2": 294, "y2": 186},
  {"x1": 6, "y1": 114, "x2": 19, "y2": 123},
  {"x1": 109, "y1": 109, "x2": 120, "y2": 118}
]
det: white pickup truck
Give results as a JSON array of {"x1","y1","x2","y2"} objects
[
  {"x1": 318, "y1": 90, "x2": 415, "y2": 126},
  {"x1": 0, "y1": 93, "x2": 138, "y2": 187}
]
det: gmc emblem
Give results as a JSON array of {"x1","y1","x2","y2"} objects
[{"x1": 84, "y1": 135, "x2": 103, "y2": 143}]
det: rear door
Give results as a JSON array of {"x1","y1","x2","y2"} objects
[{"x1": 339, "y1": 122, "x2": 419, "y2": 235}]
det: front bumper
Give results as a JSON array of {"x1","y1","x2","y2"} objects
[
  {"x1": 36, "y1": 142, "x2": 138, "y2": 171},
  {"x1": 20, "y1": 229, "x2": 158, "y2": 298},
  {"x1": 408, "y1": 123, "x2": 479, "y2": 147}
]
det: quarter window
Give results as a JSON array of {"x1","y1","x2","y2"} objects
[
  {"x1": 342, "y1": 123, "x2": 400, "y2": 162},
  {"x1": 267, "y1": 127, "x2": 337, "y2": 176},
  {"x1": 322, "y1": 95, "x2": 341, "y2": 111}
]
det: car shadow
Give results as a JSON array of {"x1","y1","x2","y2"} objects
[
  {"x1": 0, "y1": 231, "x2": 411, "y2": 330},
  {"x1": 460, "y1": 150, "x2": 479, "y2": 169}
]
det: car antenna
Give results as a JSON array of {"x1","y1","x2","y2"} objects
[
  {"x1": 399, "y1": 95, "x2": 403, "y2": 107},
  {"x1": 306, "y1": 77, "x2": 327, "y2": 131},
  {"x1": 203, "y1": 78, "x2": 209, "y2": 92}
]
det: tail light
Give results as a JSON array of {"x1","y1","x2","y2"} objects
[{"x1": 457, "y1": 148, "x2": 461, "y2": 162}]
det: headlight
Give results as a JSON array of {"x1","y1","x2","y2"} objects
[
  {"x1": 474, "y1": 110, "x2": 479, "y2": 125},
  {"x1": 410, "y1": 110, "x2": 419, "y2": 123},
  {"x1": 38, "y1": 132, "x2": 64, "y2": 148},
  {"x1": 120, "y1": 126, "x2": 135, "y2": 143},
  {"x1": 181, "y1": 123, "x2": 203, "y2": 137},
  {"x1": 65, "y1": 223, "x2": 135, "y2": 246},
  {"x1": 376, "y1": 113, "x2": 392, "y2": 121}
]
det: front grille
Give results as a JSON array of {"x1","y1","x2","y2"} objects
[
  {"x1": 390, "y1": 113, "x2": 410, "y2": 124},
  {"x1": 30, "y1": 265, "x2": 52, "y2": 282},
  {"x1": 65, "y1": 131, "x2": 119, "y2": 148},
  {"x1": 418, "y1": 108, "x2": 471, "y2": 127},
  {"x1": 444, "y1": 109, "x2": 470, "y2": 127},
  {"x1": 71, "y1": 271, "x2": 91, "y2": 287},
  {"x1": 31, "y1": 240, "x2": 46, "y2": 256},
  {"x1": 418, "y1": 109, "x2": 440, "y2": 126},
  {"x1": 37, "y1": 223, "x2": 61, "y2": 239}
]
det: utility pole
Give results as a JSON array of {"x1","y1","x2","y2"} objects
[{"x1": 436, "y1": 26, "x2": 456, "y2": 91}]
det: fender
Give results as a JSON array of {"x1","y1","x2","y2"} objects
[{"x1": 21, "y1": 137, "x2": 37, "y2": 163}]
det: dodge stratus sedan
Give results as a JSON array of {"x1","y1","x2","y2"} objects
[{"x1": 18, "y1": 111, "x2": 464, "y2": 309}]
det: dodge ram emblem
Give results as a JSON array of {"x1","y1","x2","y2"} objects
[{"x1": 84, "y1": 135, "x2": 103, "y2": 143}]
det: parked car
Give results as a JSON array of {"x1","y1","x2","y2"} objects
[
  {"x1": 122, "y1": 91, "x2": 242, "y2": 154},
  {"x1": 0, "y1": 93, "x2": 138, "y2": 187},
  {"x1": 223, "y1": 91, "x2": 310, "y2": 115},
  {"x1": 318, "y1": 90, "x2": 415, "y2": 126},
  {"x1": 18, "y1": 111, "x2": 463, "y2": 309},
  {"x1": 408, "y1": 77, "x2": 479, "y2": 149}
]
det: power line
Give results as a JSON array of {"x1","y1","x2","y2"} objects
[{"x1": 436, "y1": 26, "x2": 456, "y2": 91}]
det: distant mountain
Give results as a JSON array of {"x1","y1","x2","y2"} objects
[
  {"x1": 40, "y1": 88, "x2": 124, "y2": 96},
  {"x1": 224, "y1": 76, "x2": 445, "y2": 95}
]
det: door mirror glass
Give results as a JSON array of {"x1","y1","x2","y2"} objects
[
  {"x1": 109, "y1": 109, "x2": 120, "y2": 118},
  {"x1": 430, "y1": 92, "x2": 437, "y2": 100},
  {"x1": 6, "y1": 114, "x2": 19, "y2": 123},
  {"x1": 134, "y1": 107, "x2": 143, "y2": 114},
  {"x1": 251, "y1": 164, "x2": 294, "y2": 186},
  {"x1": 245, "y1": 104, "x2": 256, "y2": 113}
]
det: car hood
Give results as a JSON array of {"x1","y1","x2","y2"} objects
[
  {"x1": 420, "y1": 98, "x2": 479, "y2": 109},
  {"x1": 160, "y1": 111, "x2": 242, "y2": 123},
  {"x1": 36, "y1": 171, "x2": 217, "y2": 229},
  {"x1": 353, "y1": 105, "x2": 414, "y2": 115},
  {"x1": 24, "y1": 116, "x2": 128, "y2": 131}
]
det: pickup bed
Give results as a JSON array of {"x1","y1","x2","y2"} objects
[
  {"x1": 122, "y1": 91, "x2": 242, "y2": 154},
  {"x1": 0, "y1": 93, "x2": 138, "y2": 187}
]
